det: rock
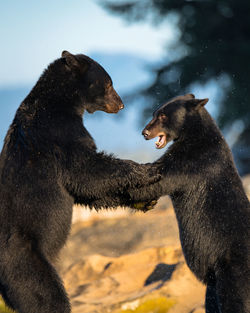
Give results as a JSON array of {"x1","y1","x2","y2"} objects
[
  {"x1": 59, "y1": 199, "x2": 206, "y2": 313},
  {"x1": 58, "y1": 197, "x2": 178, "y2": 271},
  {"x1": 62, "y1": 246, "x2": 205, "y2": 313}
]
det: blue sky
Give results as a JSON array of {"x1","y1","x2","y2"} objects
[{"x1": 0, "y1": 0, "x2": 173, "y2": 87}]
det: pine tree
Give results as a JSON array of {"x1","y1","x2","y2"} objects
[{"x1": 101, "y1": 0, "x2": 250, "y2": 174}]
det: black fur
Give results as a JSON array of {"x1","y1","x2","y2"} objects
[
  {"x1": 0, "y1": 51, "x2": 159, "y2": 313},
  {"x1": 130, "y1": 94, "x2": 250, "y2": 313}
]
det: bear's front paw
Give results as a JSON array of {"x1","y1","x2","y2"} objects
[{"x1": 132, "y1": 200, "x2": 158, "y2": 212}]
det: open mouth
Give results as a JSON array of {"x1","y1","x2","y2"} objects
[{"x1": 155, "y1": 132, "x2": 167, "y2": 149}]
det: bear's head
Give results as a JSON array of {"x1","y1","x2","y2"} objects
[
  {"x1": 142, "y1": 94, "x2": 209, "y2": 149},
  {"x1": 60, "y1": 51, "x2": 124, "y2": 114}
]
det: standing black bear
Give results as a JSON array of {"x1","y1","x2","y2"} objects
[
  {"x1": 129, "y1": 94, "x2": 250, "y2": 313},
  {"x1": 0, "y1": 51, "x2": 159, "y2": 313}
]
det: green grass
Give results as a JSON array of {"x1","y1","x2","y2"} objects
[{"x1": 117, "y1": 297, "x2": 176, "y2": 313}]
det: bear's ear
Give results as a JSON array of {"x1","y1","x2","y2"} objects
[
  {"x1": 185, "y1": 98, "x2": 209, "y2": 111},
  {"x1": 62, "y1": 51, "x2": 90, "y2": 73},
  {"x1": 61, "y1": 51, "x2": 79, "y2": 68}
]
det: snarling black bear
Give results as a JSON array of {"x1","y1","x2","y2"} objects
[{"x1": 129, "y1": 94, "x2": 250, "y2": 313}]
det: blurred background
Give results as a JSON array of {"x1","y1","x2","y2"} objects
[{"x1": 0, "y1": 0, "x2": 249, "y2": 173}]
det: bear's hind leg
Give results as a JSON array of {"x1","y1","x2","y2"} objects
[
  {"x1": 1, "y1": 237, "x2": 70, "y2": 313},
  {"x1": 215, "y1": 260, "x2": 250, "y2": 313}
]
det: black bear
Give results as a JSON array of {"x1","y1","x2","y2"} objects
[
  {"x1": 0, "y1": 51, "x2": 159, "y2": 313},
  {"x1": 129, "y1": 94, "x2": 250, "y2": 313}
]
